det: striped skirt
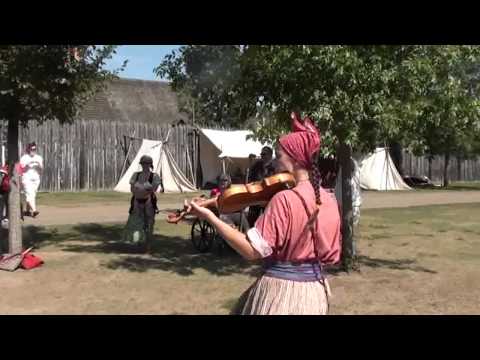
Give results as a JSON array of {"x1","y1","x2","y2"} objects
[{"x1": 232, "y1": 275, "x2": 330, "y2": 315}]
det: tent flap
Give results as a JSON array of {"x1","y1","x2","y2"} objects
[
  {"x1": 114, "y1": 138, "x2": 196, "y2": 194},
  {"x1": 199, "y1": 128, "x2": 270, "y2": 186},
  {"x1": 160, "y1": 147, "x2": 197, "y2": 193},
  {"x1": 358, "y1": 148, "x2": 411, "y2": 191}
]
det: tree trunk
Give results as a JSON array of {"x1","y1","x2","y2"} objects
[
  {"x1": 428, "y1": 156, "x2": 433, "y2": 180},
  {"x1": 338, "y1": 142, "x2": 356, "y2": 272},
  {"x1": 7, "y1": 119, "x2": 22, "y2": 254},
  {"x1": 443, "y1": 152, "x2": 450, "y2": 188}
]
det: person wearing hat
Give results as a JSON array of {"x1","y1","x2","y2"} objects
[
  {"x1": 123, "y1": 154, "x2": 161, "y2": 253},
  {"x1": 20, "y1": 142, "x2": 43, "y2": 218}
]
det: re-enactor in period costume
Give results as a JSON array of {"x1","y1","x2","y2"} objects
[
  {"x1": 123, "y1": 155, "x2": 161, "y2": 253},
  {"x1": 189, "y1": 113, "x2": 341, "y2": 315},
  {"x1": 20, "y1": 142, "x2": 43, "y2": 218}
]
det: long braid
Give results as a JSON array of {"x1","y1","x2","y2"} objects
[
  {"x1": 309, "y1": 151, "x2": 322, "y2": 206},
  {"x1": 309, "y1": 163, "x2": 322, "y2": 206}
]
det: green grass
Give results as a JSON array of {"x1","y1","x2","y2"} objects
[
  {"x1": 360, "y1": 203, "x2": 480, "y2": 267},
  {"x1": 448, "y1": 181, "x2": 480, "y2": 190},
  {"x1": 37, "y1": 191, "x2": 209, "y2": 207},
  {"x1": 32, "y1": 180, "x2": 480, "y2": 207},
  {"x1": 2, "y1": 201, "x2": 479, "y2": 314},
  {"x1": 413, "y1": 181, "x2": 480, "y2": 192},
  {"x1": 361, "y1": 181, "x2": 480, "y2": 194},
  {"x1": 19, "y1": 220, "x2": 259, "y2": 279},
  {"x1": 22, "y1": 220, "x2": 188, "y2": 247},
  {"x1": 37, "y1": 191, "x2": 130, "y2": 206},
  {"x1": 20, "y1": 201, "x2": 480, "y2": 261}
]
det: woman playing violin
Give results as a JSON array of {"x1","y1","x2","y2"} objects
[{"x1": 189, "y1": 113, "x2": 342, "y2": 315}]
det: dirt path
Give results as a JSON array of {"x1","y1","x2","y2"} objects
[
  {"x1": 22, "y1": 203, "x2": 179, "y2": 227},
  {"x1": 21, "y1": 190, "x2": 480, "y2": 227}
]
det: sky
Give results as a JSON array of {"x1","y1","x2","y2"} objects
[{"x1": 105, "y1": 45, "x2": 181, "y2": 81}]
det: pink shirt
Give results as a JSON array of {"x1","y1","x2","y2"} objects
[{"x1": 248, "y1": 181, "x2": 341, "y2": 265}]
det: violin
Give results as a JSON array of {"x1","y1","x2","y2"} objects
[
  {"x1": 218, "y1": 172, "x2": 296, "y2": 214},
  {"x1": 166, "y1": 172, "x2": 296, "y2": 223}
]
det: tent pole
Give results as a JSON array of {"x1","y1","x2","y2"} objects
[
  {"x1": 164, "y1": 127, "x2": 172, "y2": 144},
  {"x1": 166, "y1": 148, "x2": 188, "y2": 193},
  {"x1": 160, "y1": 128, "x2": 172, "y2": 192},
  {"x1": 185, "y1": 140, "x2": 196, "y2": 187},
  {"x1": 384, "y1": 148, "x2": 389, "y2": 190},
  {"x1": 156, "y1": 141, "x2": 164, "y2": 192},
  {"x1": 118, "y1": 130, "x2": 135, "y2": 182}
]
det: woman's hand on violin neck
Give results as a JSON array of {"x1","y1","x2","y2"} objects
[
  {"x1": 184, "y1": 197, "x2": 205, "y2": 214},
  {"x1": 189, "y1": 200, "x2": 215, "y2": 221}
]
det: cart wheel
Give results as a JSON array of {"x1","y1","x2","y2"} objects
[{"x1": 190, "y1": 218, "x2": 215, "y2": 253}]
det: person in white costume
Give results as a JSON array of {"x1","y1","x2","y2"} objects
[{"x1": 20, "y1": 142, "x2": 43, "y2": 218}]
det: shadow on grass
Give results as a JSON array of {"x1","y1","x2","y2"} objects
[
  {"x1": 102, "y1": 229, "x2": 260, "y2": 277},
  {"x1": 22, "y1": 223, "x2": 438, "y2": 277},
  {"x1": 23, "y1": 223, "x2": 260, "y2": 278},
  {"x1": 357, "y1": 255, "x2": 437, "y2": 274},
  {"x1": 104, "y1": 251, "x2": 261, "y2": 277},
  {"x1": 324, "y1": 255, "x2": 437, "y2": 276}
]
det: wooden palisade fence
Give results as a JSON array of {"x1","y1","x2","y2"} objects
[
  {"x1": 0, "y1": 120, "x2": 479, "y2": 192},
  {"x1": 1, "y1": 120, "x2": 200, "y2": 192},
  {"x1": 402, "y1": 151, "x2": 480, "y2": 184}
]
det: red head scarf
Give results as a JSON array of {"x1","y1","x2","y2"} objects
[
  {"x1": 279, "y1": 112, "x2": 323, "y2": 205},
  {"x1": 278, "y1": 112, "x2": 321, "y2": 169}
]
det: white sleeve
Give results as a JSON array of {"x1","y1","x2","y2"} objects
[
  {"x1": 38, "y1": 156, "x2": 44, "y2": 168},
  {"x1": 20, "y1": 155, "x2": 29, "y2": 167},
  {"x1": 246, "y1": 227, "x2": 273, "y2": 258}
]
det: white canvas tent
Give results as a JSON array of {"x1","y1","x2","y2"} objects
[
  {"x1": 114, "y1": 138, "x2": 197, "y2": 194},
  {"x1": 199, "y1": 129, "x2": 270, "y2": 186},
  {"x1": 357, "y1": 147, "x2": 411, "y2": 191},
  {"x1": 334, "y1": 149, "x2": 410, "y2": 226}
]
